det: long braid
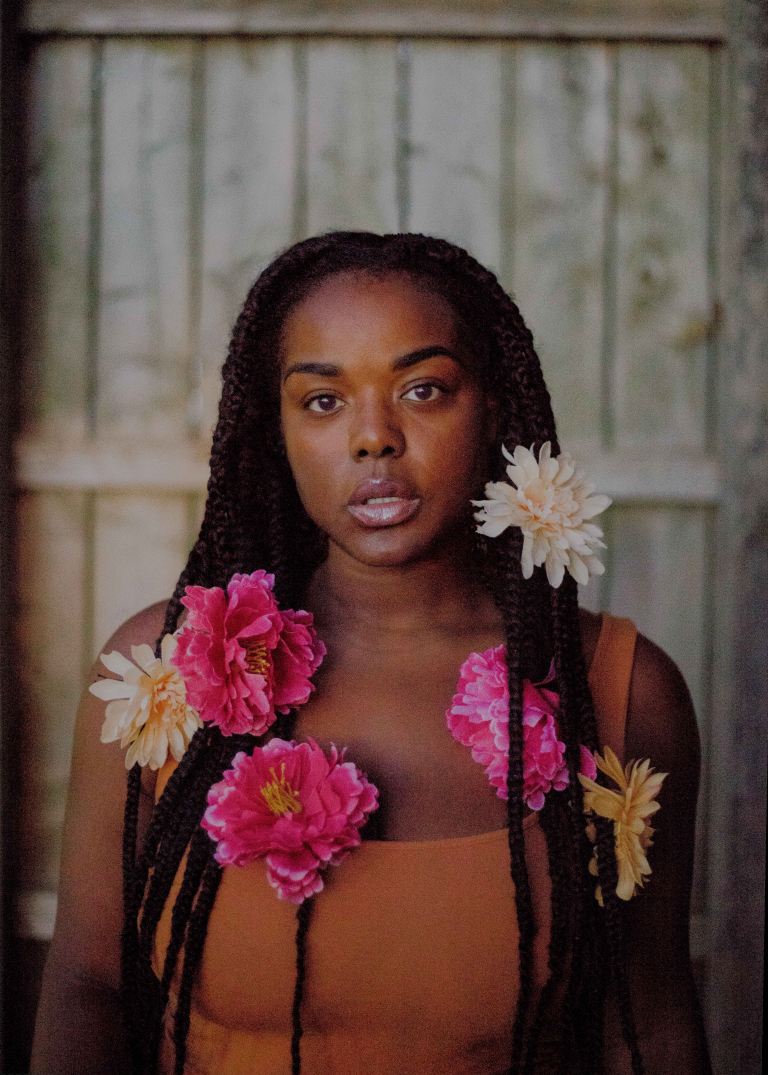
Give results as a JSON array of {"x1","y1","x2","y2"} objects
[
  {"x1": 121, "y1": 230, "x2": 643, "y2": 1075},
  {"x1": 493, "y1": 530, "x2": 537, "y2": 1073},
  {"x1": 171, "y1": 857, "x2": 223, "y2": 1075},
  {"x1": 291, "y1": 898, "x2": 314, "y2": 1074}
]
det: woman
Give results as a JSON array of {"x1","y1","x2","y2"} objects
[{"x1": 32, "y1": 232, "x2": 710, "y2": 1074}]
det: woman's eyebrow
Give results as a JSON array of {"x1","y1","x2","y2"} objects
[
  {"x1": 282, "y1": 361, "x2": 340, "y2": 382},
  {"x1": 282, "y1": 346, "x2": 463, "y2": 383},
  {"x1": 392, "y1": 346, "x2": 464, "y2": 370}
]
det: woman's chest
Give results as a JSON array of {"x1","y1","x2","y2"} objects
[
  {"x1": 159, "y1": 819, "x2": 552, "y2": 1039},
  {"x1": 289, "y1": 649, "x2": 510, "y2": 840}
]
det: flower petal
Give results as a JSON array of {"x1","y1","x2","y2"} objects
[{"x1": 89, "y1": 678, "x2": 134, "y2": 701}]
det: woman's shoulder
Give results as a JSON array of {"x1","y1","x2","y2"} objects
[
  {"x1": 580, "y1": 608, "x2": 699, "y2": 777},
  {"x1": 99, "y1": 598, "x2": 171, "y2": 655},
  {"x1": 626, "y1": 629, "x2": 700, "y2": 779}
]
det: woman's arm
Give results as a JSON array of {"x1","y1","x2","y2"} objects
[
  {"x1": 31, "y1": 602, "x2": 168, "y2": 1075},
  {"x1": 603, "y1": 633, "x2": 711, "y2": 1074}
]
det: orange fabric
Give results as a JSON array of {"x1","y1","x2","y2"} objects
[{"x1": 152, "y1": 612, "x2": 638, "y2": 1074}]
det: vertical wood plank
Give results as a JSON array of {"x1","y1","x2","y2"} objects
[
  {"x1": 511, "y1": 44, "x2": 611, "y2": 451},
  {"x1": 407, "y1": 41, "x2": 505, "y2": 273},
  {"x1": 96, "y1": 40, "x2": 195, "y2": 439},
  {"x1": 22, "y1": 41, "x2": 93, "y2": 442},
  {"x1": 199, "y1": 39, "x2": 299, "y2": 432},
  {"x1": 608, "y1": 505, "x2": 707, "y2": 714},
  {"x1": 92, "y1": 493, "x2": 189, "y2": 646},
  {"x1": 16, "y1": 492, "x2": 88, "y2": 890},
  {"x1": 306, "y1": 39, "x2": 399, "y2": 234},
  {"x1": 613, "y1": 45, "x2": 711, "y2": 450}
]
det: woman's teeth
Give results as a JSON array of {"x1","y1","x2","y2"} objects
[{"x1": 348, "y1": 496, "x2": 421, "y2": 528}]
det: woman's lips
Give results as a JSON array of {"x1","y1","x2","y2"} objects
[
  {"x1": 347, "y1": 496, "x2": 421, "y2": 528},
  {"x1": 347, "y1": 478, "x2": 421, "y2": 528}
]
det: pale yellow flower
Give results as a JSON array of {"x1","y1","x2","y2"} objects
[
  {"x1": 473, "y1": 442, "x2": 611, "y2": 588},
  {"x1": 89, "y1": 633, "x2": 202, "y2": 770},
  {"x1": 579, "y1": 746, "x2": 667, "y2": 903}
]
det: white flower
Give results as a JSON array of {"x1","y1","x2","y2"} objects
[
  {"x1": 473, "y1": 442, "x2": 612, "y2": 588},
  {"x1": 89, "y1": 633, "x2": 202, "y2": 770}
]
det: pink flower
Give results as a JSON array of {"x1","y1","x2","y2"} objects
[
  {"x1": 202, "y1": 738, "x2": 379, "y2": 903},
  {"x1": 579, "y1": 744, "x2": 598, "y2": 782},
  {"x1": 446, "y1": 648, "x2": 594, "y2": 810},
  {"x1": 172, "y1": 571, "x2": 326, "y2": 737}
]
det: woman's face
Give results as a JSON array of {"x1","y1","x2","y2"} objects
[{"x1": 279, "y1": 271, "x2": 497, "y2": 568}]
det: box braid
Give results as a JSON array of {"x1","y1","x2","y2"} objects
[{"x1": 118, "y1": 231, "x2": 644, "y2": 1074}]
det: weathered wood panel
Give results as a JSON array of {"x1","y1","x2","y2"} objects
[
  {"x1": 706, "y1": 6, "x2": 766, "y2": 1069},
  {"x1": 92, "y1": 493, "x2": 188, "y2": 645},
  {"x1": 407, "y1": 41, "x2": 506, "y2": 273},
  {"x1": 11, "y1": 36, "x2": 725, "y2": 1051},
  {"x1": 306, "y1": 39, "x2": 399, "y2": 234},
  {"x1": 16, "y1": 491, "x2": 89, "y2": 890},
  {"x1": 96, "y1": 40, "x2": 195, "y2": 439},
  {"x1": 608, "y1": 504, "x2": 708, "y2": 714},
  {"x1": 198, "y1": 39, "x2": 298, "y2": 431},
  {"x1": 613, "y1": 45, "x2": 712, "y2": 450},
  {"x1": 511, "y1": 43, "x2": 612, "y2": 451},
  {"x1": 20, "y1": 0, "x2": 728, "y2": 41},
  {"x1": 22, "y1": 41, "x2": 93, "y2": 442}
]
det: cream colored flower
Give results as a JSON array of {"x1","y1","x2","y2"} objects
[
  {"x1": 579, "y1": 746, "x2": 667, "y2": 903},
  {"x1": 473, "y1": 442, "x2": 611, "y2": 588},
  {"x1": 89, "y1": 633, "x2": 202, "y2": 770}
]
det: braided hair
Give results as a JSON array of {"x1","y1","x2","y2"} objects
[{"x1": 122, "y1": 231, "x2": 644, "y2": 1074}]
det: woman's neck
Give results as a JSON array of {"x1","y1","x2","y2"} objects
[{"x1": 305, "y1": 537, "x2": 491, "y2": 643}]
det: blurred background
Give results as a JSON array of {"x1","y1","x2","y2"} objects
[{"x1": 0, "y1": 1, "x2": 765, "y2": 1072}]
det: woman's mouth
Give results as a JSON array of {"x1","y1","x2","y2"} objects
[{"x1": 347, "y1": 479, "x2": 422, "y2": 528}]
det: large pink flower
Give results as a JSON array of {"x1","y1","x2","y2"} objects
[
  {"x1": 446, "y1": 647, "x2": 594, "y2": 810},
  {"x1": 201, "y1": 738, "x2": 379, "y2": 903},
  {"x1": 172, "y1": 571, "x2": 326, "y2": 737}
]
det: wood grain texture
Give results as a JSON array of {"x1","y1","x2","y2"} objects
[
  {"x1": 92, "y1": 493, "x2": 188, "y2": 645},
  {"x1": 22, "y1": 41, "x2": 93, "y2": 442},
  {"x1": 510, "y1": 43, "x2": 612, "y2": 451},
  {"x1": 198, "y1": 39, "x2": 298, "y2": 431},
  {"x1": 20, "y1": 1, "x2": 728, "y2": 40},
  {"x1": 706, "y1": 4, "x2": 766, "y2": 1068},
  {"x1": 407, "y1": 41, "x2": 505, "y2": 273},
  {"x1": 16, "y1": 491, "x2": 89, "y2": 890},
  {"x1": 306, "y1": 39, "x2": 399, "y2": 234},
  {"x1": 608, "y1": 505, "x2": 707, "y2": 715},
  {"x1": 11, "y1": 32, "x2": 728, "y2": 1060},
  {"x1": 613, "y1": 45, "x2": 713, "y2": 451},
  {"x1": 96, "y1": 39, "x2": 195, "y2": 440}
]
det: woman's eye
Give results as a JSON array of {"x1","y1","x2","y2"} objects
[
  {"x1": 305, "y1": 394, "x2": 342, "y2": 414},
  {"x1": 402, "y1": 383, "x2": 444, "y2": 403}
]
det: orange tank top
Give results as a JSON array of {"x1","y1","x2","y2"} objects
[{"x1": 151, "y1": 613, "x2": 638, "y2": 1075}]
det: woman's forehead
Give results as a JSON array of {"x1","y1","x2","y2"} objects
[{"x1": 279, "y1": 270, "x2": 462, "y2": 359}]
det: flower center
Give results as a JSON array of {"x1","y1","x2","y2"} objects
[
  {"x1": 260, "y1": 763, "x2": 302, "y2": 816},
  {"x1": 150, "y1": 671, "x2": 187, "y2": 721},
  {"x1": 242, "y1": 638, "x2": 270, "y2": 677}
]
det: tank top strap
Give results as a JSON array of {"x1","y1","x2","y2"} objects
[{"x1": 586, "y1": 612, "x2": 638, "y2": 764}]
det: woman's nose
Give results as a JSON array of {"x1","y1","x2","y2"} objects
[{"x1": 349, "y1": 397, "x2": 405, "y2": 460}]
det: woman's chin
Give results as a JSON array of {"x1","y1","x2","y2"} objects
[{"x1": 326, "y1": 518, "x2": 468, "y2": 570}]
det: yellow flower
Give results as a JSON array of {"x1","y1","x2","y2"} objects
[
  {"x1": 579, "y1": 746, "x2": 667, "y2": 903},
  {"x1": 89, "y1": 633, "x2": 202, "y2": 770}
]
